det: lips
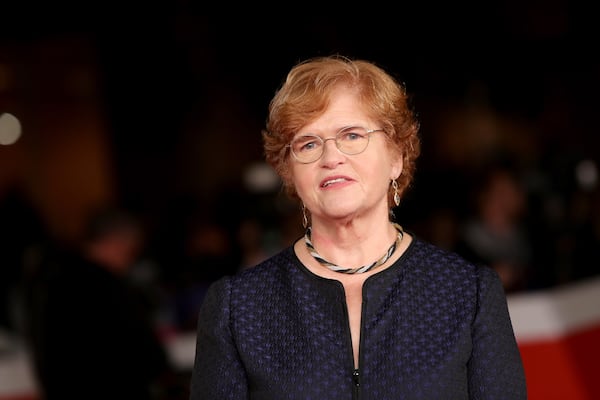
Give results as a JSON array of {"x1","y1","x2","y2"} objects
[{"x1": 320, "y1": 176, "x2": 351, "y2": 187}]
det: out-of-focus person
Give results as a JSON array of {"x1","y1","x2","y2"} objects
[
  {"x1": 24, "y1": 207, "x2": 174, "y2": 400},
  {"x1": 455, "y1": 162, "x2": 533, "y2": 293}
]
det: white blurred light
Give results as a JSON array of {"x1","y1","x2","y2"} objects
[
  {"x1": 575, "y1": 159, "x2": 598, "y2": 191},
  {"x1": 0, "y1": 113, "x2": 22, "y2": 145},
  {"x1": 243, "y1": 162, "x2": 281, "y2": 193}
]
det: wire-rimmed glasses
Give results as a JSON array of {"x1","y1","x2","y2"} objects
[{"x1": 288, "y1": 126, "x2": 384, "y2": 164}]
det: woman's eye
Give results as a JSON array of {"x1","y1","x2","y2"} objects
[
  {"x1": 295, "y1": 137, "x2": 320, "y2": 152},
  {"x1": 302, "y1": 141, "x2": 317, "y2": 151},
  {"x1": 341, "y1": 131, "x2": 364, "y2": 141}
]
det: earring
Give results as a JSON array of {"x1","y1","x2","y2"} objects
[
  {"x1": 392, "y1": 179, "x2": 400, "y2": 207},
  {"x1": 302, "y1": 203, "x2": 308, "y2": 229}
]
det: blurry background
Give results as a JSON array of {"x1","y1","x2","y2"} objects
[{"x1": 1, "y1": 3, "x2": 599, "y2": 400}]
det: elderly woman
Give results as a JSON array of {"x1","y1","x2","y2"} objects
[{"x1": 189, "y1": 55, "x2": 527, "y2": 399}]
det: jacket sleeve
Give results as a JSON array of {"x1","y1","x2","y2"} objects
[
  {"x1": 468, "y1": 266, "x2": 528, "y2": 399},
  {"x1": 189, "y1": 276, "x2": 249, "y2": 400}
]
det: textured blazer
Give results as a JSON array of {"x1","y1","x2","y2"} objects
[{"x1": 189, "y1": 236, "x2": 527, "y2": 399}]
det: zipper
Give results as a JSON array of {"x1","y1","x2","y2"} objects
[
  {"x1": 337, "y1": 281, "x2": 360, "y2": 399},
  {"x1": 352, "y1": 368, "x2": 360, "y2": 399},
  {"x1": 354, "y1": 281, "x2": 369, "y2": 399},
  {"x1": 338, "y1": 279, "x2": 368, "y2": 399}
]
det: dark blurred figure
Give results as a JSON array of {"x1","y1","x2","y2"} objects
[
  {"x1": 455, "y1": 162, "x2": 533, "y2": 293},
  {"x1": 554, "y1": 161, "x2": 600, "y2": 284},
  {"x1": 0, "y1": 186, "x2": 49, "y2": 335},
  {"x1": 170, "y1": 215, "x2": 237, "y2": 332},
  {"x1": 24, "y1": 206, "x2": 176, "y2": 400}
]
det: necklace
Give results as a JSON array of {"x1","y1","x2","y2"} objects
[{"x1": 304, "y1": 223, "x2": 404, "y2": 274}]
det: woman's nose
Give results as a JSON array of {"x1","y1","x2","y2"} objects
[{"x1": 319, "y1": 138, "x2": 344, "y2": 165}]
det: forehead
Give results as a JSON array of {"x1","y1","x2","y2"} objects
[{"x1": 299, "y1": 86, "x2": 373, "y2": 134}]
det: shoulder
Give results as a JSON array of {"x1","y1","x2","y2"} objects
[
  {"x1": 404, "y1": 235, "x2": 478, "y2": 273},
  {"x1": 200, "y1": 245, "x2": 317, "y2": 323},
  {"x1": 402, "y1": 234, "x2": 502, "y2": 291}
]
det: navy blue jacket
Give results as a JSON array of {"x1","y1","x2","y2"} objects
[{"x1": 190, "y1": 236, "x2": 527, "y2": 399}]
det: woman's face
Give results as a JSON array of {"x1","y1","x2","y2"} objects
[{"x1": 290, "y1": 86, "x2": 402, "y2": 226}]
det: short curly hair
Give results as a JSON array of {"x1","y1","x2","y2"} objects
[{"x1": 262, "y1": 55, "x2": 420, "y2": 209}]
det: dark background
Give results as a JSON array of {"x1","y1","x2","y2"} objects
[
  {"x1": 0, "y1": 0, "x2": 600, "y2": 278},
  {"x1": 1, "y1": 3, "x2": 599, "y2": 399},
  {"x1": 2, "y1": 2, "x2": 599, "y2": 285},
  {"x1": 1, "y1": 2, "x2": 598, "y2": 290}
]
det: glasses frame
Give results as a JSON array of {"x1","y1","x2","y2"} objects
[{"x1": 287, "y1": 127, "x2": 385, "y2": 164}]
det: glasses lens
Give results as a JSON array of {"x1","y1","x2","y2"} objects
[
  {"x1": 291, "y1": 135, "x2": 323, "y2": 163},
  {"x1": 336, "y1": 127, "x2": 370, "y2": 155}
]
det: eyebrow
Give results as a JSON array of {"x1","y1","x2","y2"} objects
[{"x1": 296, "y1": 125, "x2": 365, "y2": 137}]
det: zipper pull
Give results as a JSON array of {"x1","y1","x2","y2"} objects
[{"x1": 352, "y1": 369, "x2": 360, "y2": 387}]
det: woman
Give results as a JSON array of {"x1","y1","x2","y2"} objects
[{"x1": 189, "y1": 55, "x2": 527, "y2": 399}]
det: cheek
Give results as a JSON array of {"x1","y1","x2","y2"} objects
[
  {"x1": 369, "y1": 170, "x2": 392, "y2": 192},
  {"x1": 367, "y1": 153, "x2": 393, "y2": 177}
]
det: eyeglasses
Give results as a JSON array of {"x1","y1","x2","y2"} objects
[{"x1": 287, "y1": 126, "x2": 384, "y2": 164}]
